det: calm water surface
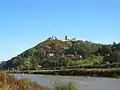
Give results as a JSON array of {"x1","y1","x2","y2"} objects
[{"x1": 13, "y1": 74, "x2": 120, "y2": 90}]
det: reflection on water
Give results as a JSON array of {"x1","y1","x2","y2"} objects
[{"x1": 13, "y1": 74, "x2": 120, "y2": 90}]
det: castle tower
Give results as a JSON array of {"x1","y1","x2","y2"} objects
[{"x1": 65, "y1": 35, "x2": 68, "y2": 40}]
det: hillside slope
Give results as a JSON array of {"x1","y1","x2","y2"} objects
[{"x1": 1, "y1": 37, "x2": 120, "y2": 70}]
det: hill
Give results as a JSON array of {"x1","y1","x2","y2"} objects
[{"x1": 1, "y1": 36, "x2": 120, "y2": 70}]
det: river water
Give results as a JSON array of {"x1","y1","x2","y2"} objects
[{"x1": 13, "y1": 74, "x2": 120, "y2": 90}]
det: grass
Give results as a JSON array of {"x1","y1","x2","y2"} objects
[
  {"x1": 0, "y1": 72, "x2": 50, "y2": 90},
  {"x1": 53, "y1": 81, "x2": 78, "y2": 90},
  {"x1": 0, "y1": 72, "x2": 79, "y2": 90},
  {"x1": 6, "y1": 68, "x2": 120, "y2": 78}
]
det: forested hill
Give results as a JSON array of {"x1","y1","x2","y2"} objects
[{"x1": 1, "y1": 36, "x2": 120, "y2": 70}]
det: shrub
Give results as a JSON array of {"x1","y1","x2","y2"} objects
[{"x1": 53, "y1": 81, "x2": 78, "y2": 90}]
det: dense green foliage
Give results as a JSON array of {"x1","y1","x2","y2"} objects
[{"x1": 1, "y1": 36, "x2": 120, "y2": 70}]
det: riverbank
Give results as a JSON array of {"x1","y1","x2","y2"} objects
[
  {"x1": 7, "y1": 68, "x2": 120, "y2": 78},
  {"x1": 0, "y1": 72, "x2": 50, "y2": 90},
  {"x1": 0, "y1": 72, "x2": 79, "y2": 90}
]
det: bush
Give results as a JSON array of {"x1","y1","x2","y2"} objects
[{"x1": 53, "y1": 81, "x2": 78, "y2": 90}]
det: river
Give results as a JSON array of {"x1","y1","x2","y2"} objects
[{"x1": 13, "y1": 74, "x2": 120, "y2": 90}]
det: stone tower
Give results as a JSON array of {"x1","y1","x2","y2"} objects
[{"x1": 65, "y1": 35, "x2": 68, "y2": 40}]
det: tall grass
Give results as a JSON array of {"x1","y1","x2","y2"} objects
[
  {"x1": 0, "y1": 72, "x2": 79, "y2": 90},
  {"x1": 0, "y1": 72, "x2": 50, "y2": 90}
]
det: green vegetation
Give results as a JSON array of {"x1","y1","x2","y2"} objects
[
  {"x1": 8, "y1": 68, "x2": 120, "y2": 78},
  {"x1": 53, "y1": 81, "x2": 78, "y2": 90},
  {"x1": 1, "y1": 36, "x2": 120, "y2": 71}
]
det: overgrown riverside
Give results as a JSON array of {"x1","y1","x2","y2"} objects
[
  {"x1": 1, "y1": 36, "x2": 120, "y2": 77},
  {"x1": 0, "y1": 72, "x2": 78, "y2": 90},
  {"x1": 0, "y1": 72, "x2": 50, "y2": 90}
]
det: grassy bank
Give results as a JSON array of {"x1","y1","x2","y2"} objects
[
  {"x1": 0, "y1": 72, "x2": 50, "y2": 90},
  {"x1": 7, "y1": 68, "x2": 120, "y2": 78},
  {"x1": 0, "y1": 72, "x2": 79, "y2": 90}
]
